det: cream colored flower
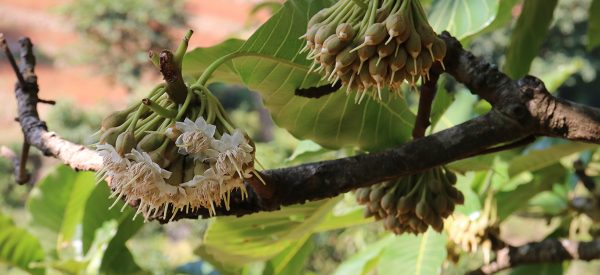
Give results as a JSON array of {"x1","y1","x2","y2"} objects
[
  {"x1": 175, "y1": 117, "x2": 216, "y2": 155},
  {"x1": 207, "y1": 129, "x2": 254, "y2": 178},
  {"x1": 96, "y1": 144, "x2": 130, "y2": 183}
]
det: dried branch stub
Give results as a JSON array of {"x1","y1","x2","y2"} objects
[
  {"x1": 300, "y1": 0, "x2": 446, "y2": 103},
  {"x1": 94, "y1": 31, "x2": 260, "y2": 222}
]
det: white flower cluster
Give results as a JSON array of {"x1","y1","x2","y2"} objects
[{"x1": 97, "y1": 117, "x2": 255, "y2": 221}]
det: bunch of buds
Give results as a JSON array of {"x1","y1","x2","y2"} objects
[
  {"x1": 300, "y1": 0, "x2": 446, "y2": 103},
  {"x1": 94, "y1": 31, "x2": 260, "y2": 222},
  {"x1": 356, "y1": 166, "x2": 463, "y2": 235},
  {"x1": 445, "y1": 192, "x2": 501, "y2": 264}
]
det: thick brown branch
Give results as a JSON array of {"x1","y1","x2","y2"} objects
[
  {"x1": 4, "y1": 33, "x2": 600, "y2": 221},
  {"x1": 468, "y1": 239, "x2": 600, "y2": 274}
]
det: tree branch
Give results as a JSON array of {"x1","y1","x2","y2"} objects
[
  {"x1": 1, "y1": 35, "x2": 102, "y2": 172},
  {"x1": 2, "y1": 33, "x2": 600, "y2": 222},
  {"x1": 468, "y1": 239, "x2": 600, "y2": 274}
]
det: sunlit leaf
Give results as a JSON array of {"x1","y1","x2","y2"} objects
[
  {"x1": 0, "y1": 212, "x2": 45, "y2": 275},
  {"x1": 588, "y1": 0, "x2": 600, "y2": 51},
  {"x1": 508, "y1": 142, "x2": 597, "y2": 177},
  {"x1": 504, "y1": 0, "x2": 558, "y2": 78},
  {"x1": 27, "y1": 165, "x2": 96, "y2": 255},
  {"x1": 378, "y1": 230, "x2": 447, "y2": 275},
  {"x1": 497, "y1": 164, "x2": 566, "y2": 220},
  {"x1": 333, "y1": 235, "x2": 395, "y2": 275},
  {"x1": 264, "y1": 234, "x2": 314, "y2": 275},
  {"x1": 197, "y1": 198, "x2": 339, "y2": 265},
  {"x1": 429, "y1": 0, "x2": 499, "y2": 40}
]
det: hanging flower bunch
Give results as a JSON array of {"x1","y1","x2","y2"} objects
[
  {"x1": 94, "y1": 31, "x2": 259, "y2": 222},
  {"x1": 300, "y1": 0, "x2": 446, "y2": 103}
]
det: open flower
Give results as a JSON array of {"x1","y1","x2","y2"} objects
[
  {"x1": 181, "y1": 168, "x2": 228, "y2": 215},
  {"x1": 174, "y1": 117, "x2": 216, "y2": 155},
  {"x1": 206, "y1": 129, "x2": 254, "y2": 178},
  {"x1": 96, "y1": 144, "x2": 130, "y2": 184}
]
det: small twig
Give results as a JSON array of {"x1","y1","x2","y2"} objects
[
  {"x1": 37, "y1": 98, "x2": 56, "y2": 105},
  {"x1": 0, "y1": 145, "x2": 29, "y2": 185},
  {"x1": 0, "y1": 33, "x2": 26, "y2": 86},
  {"x1": 16, "y1": 142, "x2": 31, "y2": 184},
  {"x1": 574, "y1": 160, "x2": 595, "y2": 192},
  {"x1": 413, "y1": 68, "x2": 441, "y2": 139}
]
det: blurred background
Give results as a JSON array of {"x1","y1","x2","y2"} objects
[{"x1": 0, "y1": 0, "x2": 599, "y2": 274}]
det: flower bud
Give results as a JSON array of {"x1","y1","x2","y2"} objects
[
  {"x1": 116, "y1": 130, "x2": 136, "y2": 156},
  {"x1": 137, "y1": 132, "x2": 166, "y2": 152}
]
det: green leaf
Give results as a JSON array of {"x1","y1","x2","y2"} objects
[
  {"x1": 429, "y1": 0, "x2": 499, "y2": 40},
  {"x1": 333, "y1": 235, "x2": 395, "y2": 275},
  {"x1": 264, "y1": 234, "x2": 314, "y2": 275},
  {"x1": 538, "y1": 58, "x2": 583, "y2": 92},
  {"x1": 588, "y1": 0, "x2": 600, "y2": 51},
  {"x1": 0, "y1": 212, "x2": 45, "y2": 275},
  {"x1": 466, "y1": 0, "x2": 521, "y2": 41},
  {"x1": 287, "y1": 140, "x2": 324, "y2": 162},
  {"x1": 508, "y1": 142, "x2": 597, "y2": 177},
  {"x1": 447, "y1": 154, "x2": 497, "y2": 173},
  {"x1": 184, "y1": 0, "x2": 415, "y2": 150},
  {"x1": 496, "y1": 164, "x2": 566, "y2": 220},
  {"x1": 27, "y1": 165, "x2": 96, "y2": 254},
  {"x1": 182, "y1": 39, "x2": 245, "y2": 84},
  {"x1": 511, "y1": 263, "x2": 563, "y2": 275},
  {"x1": 43, "y1": 221, "x2": 119, "y2": 275},
  {"x1": 504, "y1": 0, "x2": 558, "y2": 79},
  {"x1": 82, "y1": 183, "x2": 144, "y2": 274},
  {"x1": 197, "y1": 198, "x2": 340, "y2": 265},
  {"x1": 528, "y1": 191, "x2": 568, "y2": 215},
  {"x1": 377, "y1": 230, "x2": 447, "y2": 275},
  {"x1": 314, "y1": 207, "x2": 372, "y2": 232}
]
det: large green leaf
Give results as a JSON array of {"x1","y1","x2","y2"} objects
[
  {"x1": 264, "y1": 234, "x2": 314, "y2": 275},
  {"x1": 314, "y1": 207, "x2": 372, "y2": 232},
  {"x1": 377, "y1": 230, "x2": 447, "y2": 275},
  {"x1": 0, "y1": 212, "x2": 45, "y2": 275},
  {"x1": 27, "y1": 165, "x2": 96, "y2": 254},
  {"x1": 429, "y1": 0, "x2": 499, "y2": 40},
  {"x1": 588, "y1": 0, "x2": 600, "y2": 51},
  {"x1": 333, "y1": 235, "x2": 395, "y2": 275},
  {"x1": 43, "y1": 221, "x2": 119, "y2": 275},
  {"x1": 508, "y1": 142, "x2": 597, "y2": 177},
  {"x1": 496, "y1": 164, "x2": 566, "y2": 220},
  {"x1": 182, "y1": 38, "x2": 245, "y2": 84},
  {"x1": 504, "y1": 0, "x2": 558, "y2": 79},
  {"x1": 82, "y1": 182, "x2": 144, "y2": 274},
  {"x1": 197, "y1": 198, "x2": 339, "y2": 265},
  {"x1": 184, "y1": 0, "x2": 415, "y2": 150}
]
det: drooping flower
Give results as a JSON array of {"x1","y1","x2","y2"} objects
[
  {"x1": 96, "y1": 143, "x2": 130, "y2": 183},
  {"x1": 174, "y1": 117, "x2": 216, "y2": 155},
  {"x1": 206, "y1": 129, "x2": 254, "y2": 178}
]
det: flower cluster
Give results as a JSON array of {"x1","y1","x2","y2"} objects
[
  {"x1": 97, "y1": 117, "x2": 255, "y2": 221},
  {"x1": 94, "y1": 30, "x2": 258, "y2": 222},
  {"x1": 300, "y1": 0, "x2": 446, "y2": 103}
]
